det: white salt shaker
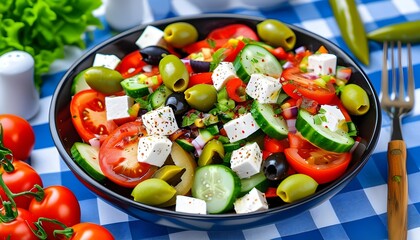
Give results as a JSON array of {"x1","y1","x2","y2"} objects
[
  {"x1": 0, "y1": 51, "x2": 40, "y2": 120},
  {"x1": 105, "y1": 0, "x2": 145, "y2": 32}
]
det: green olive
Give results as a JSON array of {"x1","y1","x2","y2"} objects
[
  {"x1": 340, "y1": 83, "x2": 370, "y2": 115},
  {"x1": 163, "y1": 22, "x2": 198, "y2": 48},
  {"x1": 131, "y1": 178, "x2": 177, "y2": 206},
  {"x1": 257, "y1": 19, "x2": 296, "y2": 51},
  {"x1": 84, "y1": 66, "x2": 124, "y2": 95},
  {"x1": 198, "y1": 139, "x2": 225, "y2": 166},
  {"x1": 159, "y1": 55, "x2": 189, "y2": 92},
  {"x1": 184, "y1": 84, "x2": 217, "y2": 112},
  {"x1": 152, "y1": 165, "x2": 186, "y2": 186},
  {"x1": 276, "y1": 173, "x2": 318, "y2": 203}
]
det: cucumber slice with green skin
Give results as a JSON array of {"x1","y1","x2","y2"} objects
[
  {"x1": 149, "y1": 85, "x2": 173, "y2": 109},
  {"x1": 121, "y1": 77, "x2": 150, "y2": 98},
  {"x1": 233, "y1": 44, "x2": 282, "y2": 82},
  {"x1": 250, "y1": 100, "x2": 288, "y2": 140},
  {"x1": 296, "y1": 109, "x2": 355, "y2": 153},
  {"x1": 192, "y1": 164, "x2": 241, "y2": 214},
  {"x1": 223, "y1": 141, "x2": 245, "y2": 152},
  {"x1": 175, "y1": 138, "x2": 195, "y2": 152},
  {"x1": 71, "y1": 69, "x2": 90, "y2": 95},
  {"x1": 239, "y1": 171, "x2": 268, "y2": 197},
  {"x1": 70, "y1": 142, "x2": 106, "y2": 182}
]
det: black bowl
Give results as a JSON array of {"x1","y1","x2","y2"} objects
[{"x1": 50, "y1": 14, "x2": 381, "y2": 231}]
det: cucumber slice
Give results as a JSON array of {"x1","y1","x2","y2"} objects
[
  {"x1": 296, "y1": 109, "x2": 355, "y2": 152},
  {"x1": 71, "y1": 69, "x2": 90, "y2": 95},
  {"x1": 223, "y1": 141, "x2": 244, "y2": 152},
  {"x1": 239, "y1": 171, "x2": 269, "y2": 197},
  {"x1": 149, "y1": 85, "x2": 173, "y2": 109},
  {"x1": 250, "y1": 100, "x2": 288, "y2": 140},
  {"x1": 192, "y1": 164, "x2": 241, "y2": 214},
  {"x1": 233, "y1": 44, "x2": 282, "y2": 82},
  {"x1": 70, "y1": 142, "x2": 106, "y2": 182},
  {"x1": 175, "y1": 138, "x2": 195, "y2": 152},
  {"x1": 121, "y1": 76, "x2": 151, "y2": 98}
]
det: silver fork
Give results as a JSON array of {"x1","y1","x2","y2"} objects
[{"x1": 381, "y1": 41, "x2": 415, "y2": 240}]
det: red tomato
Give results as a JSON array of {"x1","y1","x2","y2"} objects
[
  {"x1": 287, "y1": 132, "x2": 314, "y2": 149},
  {"x1": 0, "y1": 160, "x2": 43, "y2": 209},
  {"x1": 263, "y1": 136, "x2": 289, "y2": 153},
  {"x1": 0, "y1": 114, "x2": 35, "y2": 160},
  {"x1": 284, "y1": 148, "x2": 352, "y2": 184},
  {"x1": 183, "y1": 39, "x2": 227, "y2": 54},
  {"x1": 115, "y1": 50, "x2": 147, "y2": 78},
  {"x1": 280, "y1": 67, "x2": 336, "y2": 104},
  {"x1": 188, "y1": 72, "x2": 213, "y2": 88},
  {"x1": 69, "y1": 223, "x2": 114, "y2": 240},
  {"x1": 220, "y1": 39, "x2": 246, "y2": 62},
  {"x1": 70, "y1": 89, "x2": 118, "y2": 143},
  {"x1": 270, "y1": 47, "x2": 288, "y2": 60},
  {"x1": 29, "y1": 186, "x2": 81, "y2": 240},
  {"x1": 99, "y1": 121, "x2": 157, "y2": 188},
  {"x1": 0, "y1": 208, "x2": 39, "y2": 240},
  {"x1": 207, "y1": 24, "x2": 258, "y2": 40},
  {"x1": 226, "y1": 78, "x2": 247, "y2": 102}
]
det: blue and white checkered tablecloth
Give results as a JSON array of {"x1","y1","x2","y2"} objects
[{"x1": 27, "y1": 0, "x2": 420, "y2": 239}]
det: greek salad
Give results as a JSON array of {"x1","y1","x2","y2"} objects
[{"x1": 69, "y1": 19, "x2": 370, "y2": 215}]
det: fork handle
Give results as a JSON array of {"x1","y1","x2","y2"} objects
[{"x1": 387, "y1": 140, "x2": 408, "y2": 240}]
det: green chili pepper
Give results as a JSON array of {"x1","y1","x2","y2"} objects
[
  {"x1": 367, "y1": 21, "x2": 420, "y2": 43},
  {"x1": 329, "y1": 0, "x2": 370, "y2": 65}
]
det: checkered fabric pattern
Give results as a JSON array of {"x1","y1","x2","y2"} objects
[{"x1": 28, "y1": 0, "x2": 420, "y2": 239}]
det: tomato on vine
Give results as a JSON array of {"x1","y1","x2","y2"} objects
[{"x1": 0, "y1": 114, "x2": 35, "y2": 160}]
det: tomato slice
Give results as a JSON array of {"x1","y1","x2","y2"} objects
[
  {"x1": 207, "y1": 24, "x2": 258, "y2": 40},
  {"x1": 99, "y1": 121, "x2": 157, "y2": 188},
  {"x1": 284, "y1": 147, "x2": 352, "y2": 184},
  {"x1": 263, "y1": 135, "x2": 289, "y2": 153},
  {"x1": 70, "y1": 89, "x2": 118, "y2": 143},
  {"x1": 188, "y1": 72, "x2": 213, "y2": 88},
  {"x1": 287, "y1": 132, "x2": 314, "y2": 149},
  {"x1": 115, "y1": 50, "x2": 147, "y2": 78},
  {"x1": 280, "y1": 67, "x2": 336, "y2": 104}
]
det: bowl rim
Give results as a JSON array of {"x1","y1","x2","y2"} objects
[{"x1": 49, "y1": 13, "x2": 382, "y2": 221}]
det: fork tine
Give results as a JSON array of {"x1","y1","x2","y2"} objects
[
  {"x1": 398, "y1": 41, "x2": 405, "y2": 100},
  {"x1": 407, "y1": 43, "x2": 415, "y2": 104},
  {"x1": 382, "y1": 41, "x2": 390, "y2": 102}
]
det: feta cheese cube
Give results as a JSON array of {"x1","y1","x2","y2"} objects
[
  {"x1": 308, "y1": 53, "x2": 337, "y2": 76},
  {"x1": 223, "y1": 113, "x2": 260, "y2": 143},
  {"x1": 93, "y1": 53, "x2": 121, "y2": 70},
  {"x1": 212, "y1": 62, "x2": 237, "y2": 91},
  {"x1": 175, "y1": 195, "x2": 207, "y2": 214},
  {"x1": 105, "y1": 95, "x2": 134, "y2": 121},
  {"x1": 246, "y1": 73, "x2": 282, "y2": 103},
  {"x1": 141, "y1": 106, "x2": 179, "y2": 136},
  {"x1": 234, "y1": 188, "x2": 268, "y2": 214},
  {"x1": 319, "y1": 104, "x2": 346, "y2": 132},
  {"x1": 137, "y1": 135, "x2": 172, "y2": 167},
  {"x1": 230, "y1": 142, "x2": 262, "y2": 178},
  {"x1": 135, "y1": 25, "x2": 166, "y2": 49}
]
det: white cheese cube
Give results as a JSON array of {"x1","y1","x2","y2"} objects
[
  {"x1": 234, "y1": 188, "x2": 268, "y2": 214},
  {"x1": 230, "y1": 142, "x2": 262, "y2": 179},
  {"x1": 246, "y1": 73, "x2": 282, "y2": 103},
  {"x1": 135, "y1": 25, "x2": 166, "y2": 49},
  {"x1": 141, "y1": 106, "x2": 179, "y2": 136},
  {"x1": 223, "y1": 113, "x2": 260, "y2": 143},
  {"x1": 137, "y1": 135, "x2": 172, "y2": 167},
  {"x1": 308, "y1": 53, "x2": 337, "y2": 76},
  {"x1": 175, "y1": 195, "x2": 207, "y2": 214},
  {"x1": 212, "y1": 62, "x2": 237, "y2": 91},
  {"x1": 319, "y1": 104, "x2": 346, "y2": 132},
  {"x1": 93, "y1": 53, "x2": 121, "y2": 70},
  {"x1": 105, "y1": 95, "x2": 134, "y2": 121}
]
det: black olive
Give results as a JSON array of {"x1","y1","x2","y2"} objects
[
  {"x1": 190, "y1": 60, "x2": 211, "y2": 72},
  {"x1": 139, "y1": 46, "x2": 170, "y2": 65},
  {"x1": 165, "y1": 92, "x2": 190, "y2": 116},
  {"x1": 262, "y1": 152, "x2": 289, "y2": 181}
]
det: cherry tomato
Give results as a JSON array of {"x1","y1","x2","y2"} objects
[
  {"x1": 0, "y1": 160, "x2": 43, "y2": 209},
  {"x1": 188, "y1": 72, "x2": 213, "y2": 88},
  {"x1": 0, "y1": 114, "x2": 35, "y2": 160},
  {"x1": 99, "y1": 121, "x2": 157, "y2": 188},
  {"x1": 284, "y1": 148, "x2": 352, "y2": 184},
  {"x1": 226, "y1": 77, "x2": 247, "y2": 102},
  {"x1": 70, "y1": 89, "x2": 118, "y2": 143},
  {"x1": 207, "y1": 24, "x2": 259, "y2": 40},
  {"x1": 115, "y1": 50, "x2": 147, "y2": 78},
  {"x1": 280, "y1": 67, "x2": 336, "y2": 104},
  {"x1": 263, "y1": 135, "x2": 289, "y2": 153},
  {"x1": 69, "y1": 223, "x2": 114, "y2": 240},
  {"x1": 29, "y1": 186, "x2": 81, "y2": 240},
  {"x1": 0, "y1": 208, "x2": 39, "y2": 240}
]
